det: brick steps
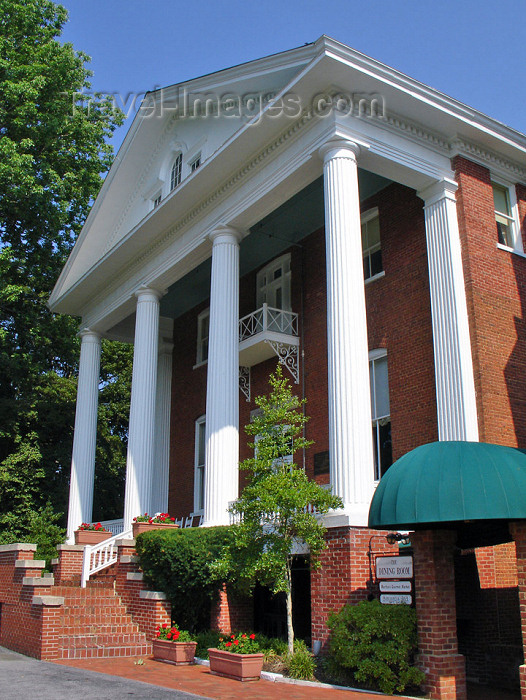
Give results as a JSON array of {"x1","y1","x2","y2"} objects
[{"x1": 52, "y1": 581, "x2": 151, "y2": 659}]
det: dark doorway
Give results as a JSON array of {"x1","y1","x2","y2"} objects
[{"x1": 253, "y1": 555, "x2": 311, "y2": 642}]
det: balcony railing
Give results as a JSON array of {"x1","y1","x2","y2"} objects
[{"x1": 239, "y1": 303, "x2": 298, "y2": 342}]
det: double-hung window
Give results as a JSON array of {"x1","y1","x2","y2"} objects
[
  {"x1": 256, "y1": 254, "x2": 291, "y2": 311},
  {"x1": 194, "y1": 416, "x2": 206, "y2": 513},
  {"x1": 369, "y1": 349, "x2": 392, "y2": 480},
  {"x1": 361, "y1": 208, "x2": 383, "y2": 281},
  {"x1": 493, "y1": 182, "x2": 522, "y2": 252},
  {"x1": 196, "y1": 309, "x2": 210, "y2": 365}
]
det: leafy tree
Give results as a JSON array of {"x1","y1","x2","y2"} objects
[
  {"x1": 0, "y1": 0, "x2": 125, "y2": 542},
  {"x1": 214, "y1": 366, "x2": 343, "y2": 654}
]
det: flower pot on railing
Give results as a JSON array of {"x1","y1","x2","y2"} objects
[
  {"x1": 74, "y1": 528, "x2": 112, "y2": 545},
  {"x1": 132, "y1": 513, "x2": 179, "y2": 538}
]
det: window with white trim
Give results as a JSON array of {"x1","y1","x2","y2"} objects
[
  {"x1": 153, "y1": 192, "x2": 162, "y2": 209},
  {"x1": 369, "y1": 349, "x2": 392, "y2": 480},
  {"x1": 196, "y1": 308, "x2": 210, "y2": 364},
  {"x1": 256, "y1": 254, "x2": 291, "y2": 311},
  {"x1": 170, "y1": 153, "x2": 183, "y2": 191},
  {"x1": 493, "y1": 182, "x2": 522, "y2": 251},
  {"x1": 194, "y1": 415, "x2": 206, "y2": 513},
  {"x1": 361, "y1": 208, "x2": 383, "y2": 281}
]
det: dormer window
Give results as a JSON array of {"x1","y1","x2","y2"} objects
[
  {"x1": 170, "y1": 153, "x2": 183, "y2": 191},
  {"x1": 153, "y1": 193, "x2": 162, "y2": 209},
  {"x1": 190, "y1": 154, "x2": 201, "y2": 173}
]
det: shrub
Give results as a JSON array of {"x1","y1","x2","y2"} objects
[
  {"x1": 286, "y1": 641, "x2": 315, "y2": 680},
  {"x1": 194, "y1": 630, "x2": 221, "y2": 659},
  {"x1": 135, "y1": 526, "x2": 234, "y2": 631},
  {"x1": 328, "y1": 600, "x2": 425, "y2": 695}
]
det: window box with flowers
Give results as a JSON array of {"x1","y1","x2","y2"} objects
[
  {"x1": 208, "y1": 633, "x2": 264, "y2": 681},
  {"x1": 74, "y1": 523, "x2": 112, "y2": 545},
  {"x1": 152, "y1": 624, "x2": 197, "y2": 665},
  {"x1": 132, "y1": 513, "x2": 179, "y2": 538}
]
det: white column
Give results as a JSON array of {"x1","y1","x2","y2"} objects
[
  {"x1": 203, "y1": 225, "x2": 241, "y2": 527},
  {"x1": 66, "y1": 329, "x2": 101, "y2": 543},
  {"x1": 123, "y1": 287, "x2": 162, "y2": 529},
  {"x1": 150, "y1": 341, "x2": 173, "y2": 514},
  {"x1": 419, "y1": 179, "x2": 479, "y2": 441},
  {"x1": 321, "y1": 140, "x2": 375, "y2": 524}
]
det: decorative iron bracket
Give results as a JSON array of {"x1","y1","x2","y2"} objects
[
  {"x1": 264, "y1": 340, "x2": 299, "y2": 384},
  {"x1": 239, "y1": 365, "x2": 251, "y2": 402}
]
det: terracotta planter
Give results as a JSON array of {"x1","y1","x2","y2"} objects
[
  {"x1": 208, "y1": 647, "x2": 264, "y2": 681},
  {"x1": 152, "y1": 638, "x2": 197, "y2": 665},
  {"x1": 74, "y1": 529, "x2": 112, "y2": 545},
  {"x1": 132, "y1": 522, "x2": 179, "y2": 537}
]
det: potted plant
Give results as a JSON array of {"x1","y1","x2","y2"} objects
[
  {"x1": 152, "y1": 624, "x2": 197, "y2": 665},
  {"x1": 208, "y1": 633, "x2": 264, "y2": 681},
  {"x1": 74, "y1": 522, "x2": 112, "y2": 545},
  {"x1": 132, "y1": 512, "x2": 179, "y2": 538}
]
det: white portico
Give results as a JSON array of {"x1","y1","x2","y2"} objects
[{"x1": 50, "y1": 35, "x2": 526, "y2": 539}]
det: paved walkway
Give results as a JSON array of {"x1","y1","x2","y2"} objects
[
  {"x1": 55, "y1": 654, "x2": 395, "y2": 699},
  {"x1": 0, "y1": 646, "x2": 206, "y2": 700}
]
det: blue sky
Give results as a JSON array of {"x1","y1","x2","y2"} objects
[{"x1": 59, "y1": 0, "x2": 526, "y2": 152}]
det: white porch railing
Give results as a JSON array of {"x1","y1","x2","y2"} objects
[
  {"x1": 99, "y1": 518, "x2": 125, "y2": 535},
  {"x1": 239, "y1": 303, "x2": 298, "y2": 342},
  {"x1": 81, "y1": 528, "x2": 133, "y2": 587}
]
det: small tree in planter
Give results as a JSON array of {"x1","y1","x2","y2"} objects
[{"x1": 214, "y1": 366, "x2": 342, "y2": 654}]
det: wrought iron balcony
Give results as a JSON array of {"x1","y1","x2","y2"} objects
[{"x1": 238, "y1": 304, "x2": 299, "y2": 399}]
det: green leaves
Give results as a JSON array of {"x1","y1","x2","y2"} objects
[{"x1": 0, "y1": 0, "x2": 127, "y2": 542}]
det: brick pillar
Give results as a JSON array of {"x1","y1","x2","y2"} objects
[
  {"x1": 510, "y1": 522, "x2": 526, "y2": 700},
  {"x1": 210, "y1": 583, "x2": 253, "y2": 633},
  {"x1": 412, "y1": 530, "x2": 466, "y2": 700}
]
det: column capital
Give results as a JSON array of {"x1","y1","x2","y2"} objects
[
  {"x1": 134, "y1": 285, "x2": 164, "y2": 303},
  {"x1": 418, "y1": 178, "x2": 458, "y2": 207},
  {"x1": 209, "y1": 224, "x2": 243, "y2": 245},
  {"x1": 78, "y1": 328, "x2": 101, "y2": 343},
  {"x1": 319, "y1": 139, "x2": 360, "y2": 163}
]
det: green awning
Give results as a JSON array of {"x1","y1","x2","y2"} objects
[{"x1": 368, "y1": 441, "x2": 526, "y2": 531}]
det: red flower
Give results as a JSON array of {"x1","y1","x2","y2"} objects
[
  {"x1": 249, "y1": 634, "x2": 255, "y2": 640},
  {"x1": 166, "y1": 633, "x2": 172, "y2": 639},
  {"x1": 241, "y1": 634, "x2": 246, "y2": 639},
  {"x1": 233, "y1": 639, "x2": 239, "y2": 645},
  {"x1": 162, "y1": 623, "x2": 168, "y2": 628},
  {"x1": 225, "y1": 642, "x2": 232, "y2": 647}
]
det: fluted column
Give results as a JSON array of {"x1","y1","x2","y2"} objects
[
  {"x1": 419, "y1": 179, "x2": 478, "y2": 441},
  {"x1": 123, "y1": 287, "x2": 162, "y2": 529},
  {"x1": 203, "y1": 225, "x2": 241, "y2": 527},
  {"x1": 150, "y1": 340, "x2": 173, "y2": 514},
  {"x1": 66, "y1": 329, "x2": 101, "y2": 543},
  {"x1": 321, "y1": 140, "x2": 375, "y2": 523}
]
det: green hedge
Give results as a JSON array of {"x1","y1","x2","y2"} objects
[
  {"x1": 328, "y1": 599, "x2": 425, "y2": 695},
  {"x1": 135, "y1": 525, "x2": 234, "y2": 631}
]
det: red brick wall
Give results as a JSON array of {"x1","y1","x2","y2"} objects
[
  {"x1": 453, "y1": 156, "x2": 526, "y2": 446},
  {"x1": 168, "y1": 181, "x2": 438, "y2": 513},
  {"x1": 310, "y1": 526, "x2": 399, "y2": 650},
  {"x1": 210, "y1": 583, "x2": 253, "y2": 634}
]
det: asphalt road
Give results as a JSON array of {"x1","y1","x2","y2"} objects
[{"x1": 0, "y1": 646, "x2": 211, "y2": 700}]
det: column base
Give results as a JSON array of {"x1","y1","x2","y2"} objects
[
  {"x1": 320, "y1": 502, "x2": 372, "y2": 528},
  {"x1": 417, "y1": 653, "x2": 466, "y2": 700}
]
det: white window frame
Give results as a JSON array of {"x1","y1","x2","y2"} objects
[
  {"x1": 152, "y1": 192, "x2": 162, "y2": 209},
  {"x1": 194, "y1": 415, "x2": 206, "y2": 514},
  {"x1": 493, "y1": 180, "x2": 523, "y2": 254},
  {"x1": 369, "y1": 348, "x2": 391, "y2": 481},
  {"x1": 170, "y1": 153, "x2": 183, "y2": 191},
  {"x1": 361, "y1": 207, "x2": 384, "y2": 283},
  {"x1": 256, "y1": 253, "x2": 292, "y2": 311},
  {"x1": 189, "y1": 153, "x2": 201, "y2": 173},
  {"x1": 195, "y1": 308, "x2": 210, "y2": 366}
]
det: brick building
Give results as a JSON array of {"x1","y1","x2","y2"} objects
[{"x1": 48, "y1": 36, "x2": 526, "y2": 696}]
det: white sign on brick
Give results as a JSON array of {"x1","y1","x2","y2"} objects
[
  {"x1": 375, "y1": 555, "x2": 413, "y2": 579},
  {"x1": 379, "y1": 580, "x2": 412, "y2": 593}
]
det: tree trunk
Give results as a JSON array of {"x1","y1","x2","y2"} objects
[{"x1": 286, "y1": 559, "x2": 294, "y2": 655}]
